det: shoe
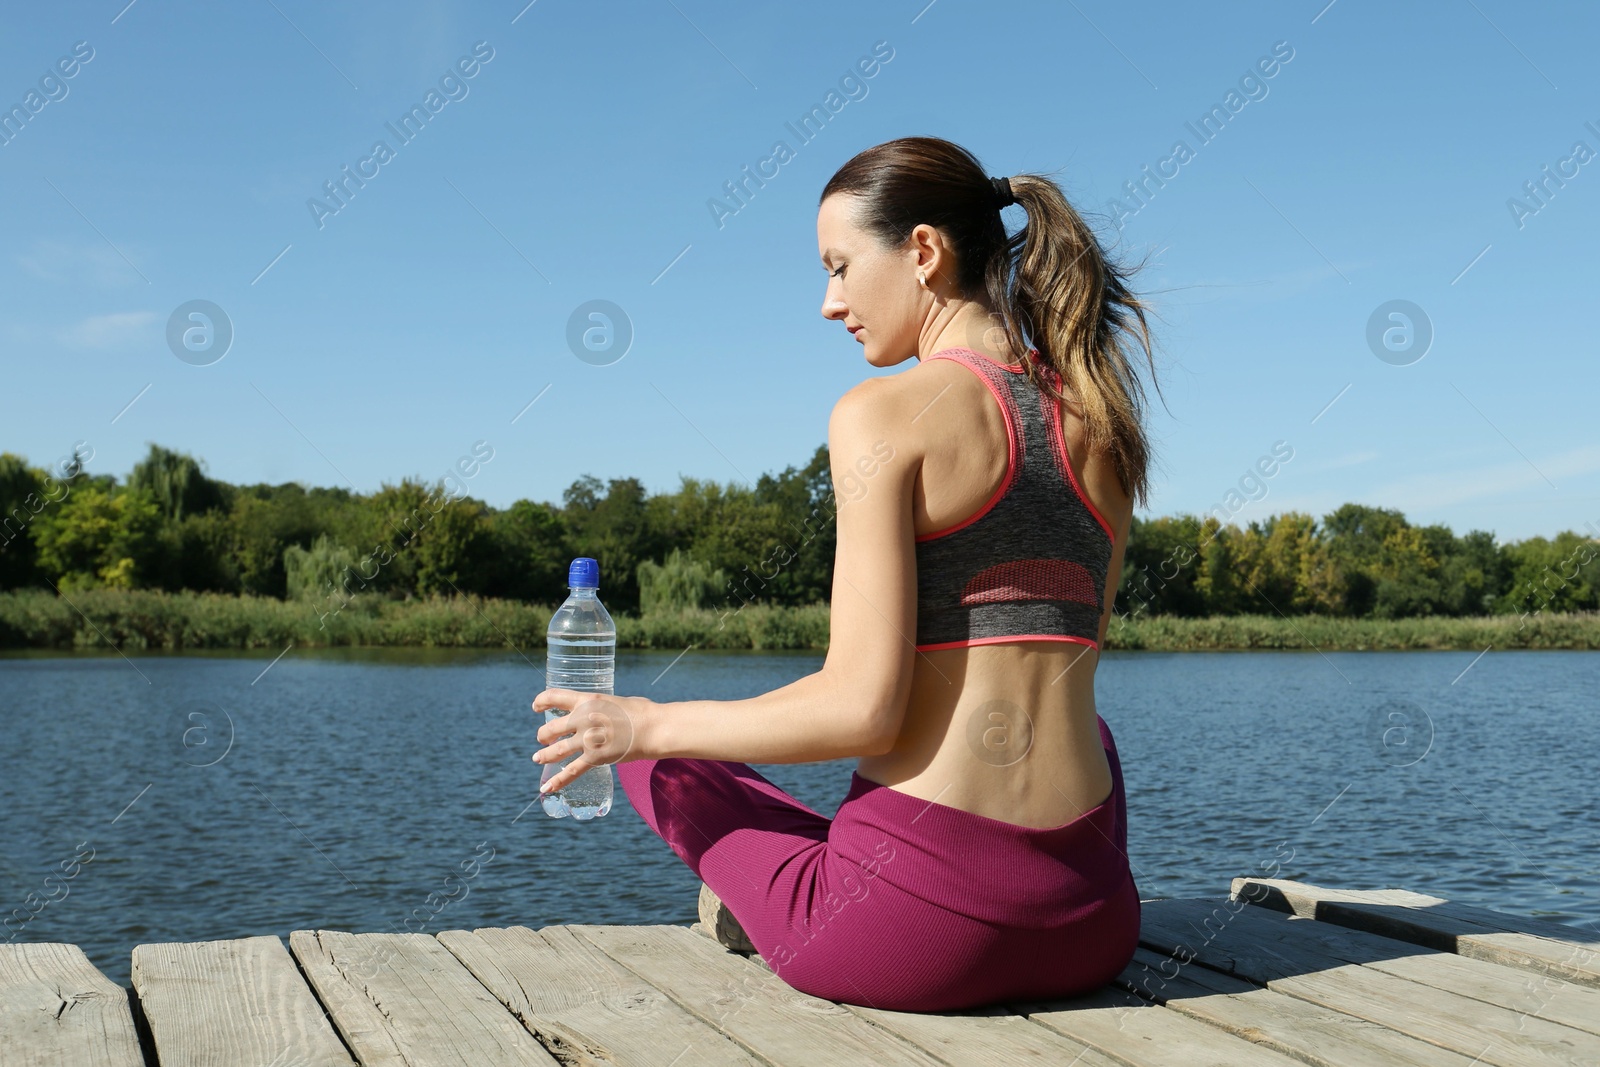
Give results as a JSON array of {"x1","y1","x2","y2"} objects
[{"x1": 697, "y1": 882, "x2": 755, "y2": 953}]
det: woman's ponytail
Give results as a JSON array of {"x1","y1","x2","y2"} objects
[{"x1": 989, "y1": 174, "x2": 1160, "y2": 507}]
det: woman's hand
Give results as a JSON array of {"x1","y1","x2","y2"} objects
[{"x1": 532, "y1": 689, "x2": 654, "y2": 795}]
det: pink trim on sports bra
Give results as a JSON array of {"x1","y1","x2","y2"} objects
[
  {"x1": 914, "y1": 350, "x2": 1020, "y2": 543},
  {"x1": 915, "y1": 633, "x2": 1101, "y2": 653}
]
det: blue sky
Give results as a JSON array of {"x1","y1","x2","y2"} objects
[{"x1": 1, "y1": 0, "x2": 1595, "y2": 543}]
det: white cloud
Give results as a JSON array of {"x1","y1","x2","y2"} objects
[
  {"x1": 16, "y1": 239, "x2": 144, "y2": 288},
  {"x1": 1362, "y1": 445, "x2": 1600, "y2": 511},
  {"x1": 55, "y1": 311, "x2": 159, "y2": 350}
]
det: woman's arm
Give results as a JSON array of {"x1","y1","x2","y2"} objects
[
  {"x1": 641, "y1": 668, "x2": 879, "y2": 763},
  {"x1": 534, "y1": 664, "x2": 884, "y2": 792},
  {"x1": 534, "y1": 670, "x2": 880, "y2": 784},
  {"x1": 645, "y1": 379, "x2": 920, "y2": 762},
  {"x1": 535, "y1": 380, "x2": 920, "y2": 776}
]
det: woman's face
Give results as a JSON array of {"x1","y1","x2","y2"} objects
[{"x1": 817, "y1": 193, "x2": 926, "y2": 367}]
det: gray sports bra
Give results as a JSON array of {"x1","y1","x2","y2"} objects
[{"x1": 913, "y1": 347, "x2": 1114, "y2": 652}]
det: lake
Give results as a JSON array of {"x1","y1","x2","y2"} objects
[{"x1": 1, "y1": 647, "x2": 1595, "y2": 988}]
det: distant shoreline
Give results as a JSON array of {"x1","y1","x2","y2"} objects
[{"x1": 1, "y1": 590, "x2": 1595, "y2": 653}]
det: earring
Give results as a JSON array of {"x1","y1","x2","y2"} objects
[{"x1": 918, "y1": 273, "x2": 928, "y2": 289}]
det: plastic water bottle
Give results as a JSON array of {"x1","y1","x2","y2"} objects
[{"x1": 541, "y1": 557, "x2": 616, "y2": 821}]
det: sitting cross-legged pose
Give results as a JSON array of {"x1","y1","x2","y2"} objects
[{"x1": 533, "y1": 134, "x2": 1162, "y2": 1013}]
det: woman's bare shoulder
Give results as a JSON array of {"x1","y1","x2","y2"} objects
[{"x1": 834, "y1": 360, "x2": 974, "y2": 420}]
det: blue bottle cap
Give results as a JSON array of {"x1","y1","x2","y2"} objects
[{"x1": 568, "y1": 557, "x2": 599, "y2": 588}]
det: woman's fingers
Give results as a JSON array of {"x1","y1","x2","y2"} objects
[
  {"x1": 532, "y1": 734, "x2": 575, "y2": 764},
  {"x1": 534, "y1": 712, "x2": 570, "y2": 746},
  {"x1": 539, "y1": 687, "x2": 595, "y2": 711},
  {"x1": 533, "y1": 693, "x2": 644, "y2": 773},
  {"x1": 539, "y1": 754, "x2": 594, "y2": 794}
]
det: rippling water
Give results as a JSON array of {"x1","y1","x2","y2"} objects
[{"x1": 1, "y1": 647, "x2": 1595, "y2": 987}]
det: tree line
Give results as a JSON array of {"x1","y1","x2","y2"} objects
[
  {"x1": 0, "y1": 443, "x2": 835, "y2": 618},
  {"x1": 1, "y1": 443, "x2": 1594, "y2": 622}
]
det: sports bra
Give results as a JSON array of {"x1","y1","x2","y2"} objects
[{"x1": 913, "y1": 347, "x2": 1115, "y2": 652}]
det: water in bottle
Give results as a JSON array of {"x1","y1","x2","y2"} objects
[{"x1": 541, "y1": 556, "x2": 616, "y2": 821}]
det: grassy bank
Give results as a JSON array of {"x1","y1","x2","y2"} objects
[
  {"x1": 1103, "y1": 611, "x2": 1600, "y2": 651},
  {"x1": 0, "y1": 589, "x2": 1595, "y2": 652},
  {"x1": 0, "y1": 589, "x2": 830, "y2": 652}
]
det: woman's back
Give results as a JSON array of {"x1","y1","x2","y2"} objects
[{"x1": 855, "y1": 341, "x2": 1132, "y2": 830}]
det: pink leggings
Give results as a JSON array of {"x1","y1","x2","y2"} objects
[{"x1": 614, "y1": 715, "x2": 1140, "y2": 1012}]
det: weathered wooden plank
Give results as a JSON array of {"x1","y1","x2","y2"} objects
[
  {"x1": 743, "y1": 950, "x2": 1128, "y2": 1065},
  {"x1": 436, "y1": 925, "x2": 761, "y2": 1067},
  {"x1": 1369, "y1": 951, "x2": 1600, "y2": 1038},
  {"x1": 1021, "y1": 982, "x2": 1310, "y2": 1067},
  {"x1": 1234, "y1": 877, "x2": 1600, "y2": 988},
  {"x1": 287, "y1": 929, "x2": 558, "y2": 1067},
  {"x1": 1234, "y1": 878, "x2": 1600, "y2": 946},
  {"x1": 0, "y1": 942, "x2": 144, "y2": 1067},
  {"x1": 1118, "y1": 946, "x2": 1486, "y2": 1067},
  {"x1": 844, "y1": 1000, "x2": 1126, "y2": 1066},
  {"x1": 576, "y1": 924, "x2": 945, "y2": 1067},
  {"x1": 1277, "y1": 965, "x2": 1596, "y2": 1067},
  {"x1": 1140, "y1": 898, "x2": 1600, "y2": 1067},
  {"x1": 1222, "y1": 886, "x2": 1600, "y2": 1036},
  {"x1": 1139, "y1": 896, "x2": 1403, "y2": 980},
  {"x1": 130, "y1": 935, "x2": 355, "y2": 1067}
]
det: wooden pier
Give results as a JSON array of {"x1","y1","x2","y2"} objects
[{"x1": 4, "y1": 878, "x2": 1597, "y2": 1065}]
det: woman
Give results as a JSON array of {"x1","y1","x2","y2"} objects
[{"x1": 532, "y1": 135, "x2": 1161, "y2": 1013}]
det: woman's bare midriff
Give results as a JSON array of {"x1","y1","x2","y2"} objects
[
  {"x1": 854, "y1": 349, "x2": 1120, "y2": 831},
  {"x1": 855, "y1": 643, "x2": 1113, "y2": 829}
]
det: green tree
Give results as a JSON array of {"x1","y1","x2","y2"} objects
[
  {"x1": 1116, "y1": 514, "x2": 1207, "y2": 617},
  {"x1": 284, "y1": 533, "x2": 361, "y2": 602},
  {"x1": 1321, "y1": 503, "x2": 1409, "y2": 616},
  {"x1": 796, "y1": 443, "x2": 838, "y2": 603},
  {"x1": 173, "y1": 510, "x2": 243, "y2": 593},
  {"x1": 1239, "y1": 513, "x2": 1307, "y2": 613},
  {"x1": 1497, "y1": 532, "x2": 1600, "y2": 619},
  {"x1": 561, "y1": 475, "x2": 660, "y2": 612},
  {"x1": 362, "y1": 480, "x2": 439, "y2": 597},
  {"x1": 752, "y1": 444, "x2": 835, "y2": 606},
  {"x1": 222, "y1": 486, "x2": 329, "y2": 597},
  {"x1": 1371, "y1": 525, "x2": 1442, "y2": 618},
  {"x1": 357, "y1": 479, "x2": 496, "y2": 598},
  {"x1": 485, "y1": 499, "x2": 570, "y2": 603},
  {"x1": 0, "y1": 454, "x2": 48, "y2": 589},
  {"x1": 696, "y1": 491, "x2": 794, "y2": 612},
  {"x1": 640, "y1": 445, "x2": 836, "y2": 615},
  {"x1": 1237, "y1": 511, "x2": 1343, "y2": 615},
  {"x1": 1293, "y1": 528, "x2": 1343, "y2": 615},
  {"x1": 637, "y1": 546, "x2": 729, "y2": 613},
  {"x1": 413, "y1": 495, "x2": 491, "y2": 596},
  {"x1": 33, "y1": 485, "x2": 163, "y2": 590},
  {"x1": 1433, "y1": 528, "x2": 1505, "y2": 616},
  {"x1": 128, "y1": 444, "x2": 227, "y2": 521},
  {"x1": 1193, "y1": 518, "x2": 1250, "y2": 615}
]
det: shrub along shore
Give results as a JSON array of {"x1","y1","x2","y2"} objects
[{"x1": 0, "y1": 589, "x2": 1594, "y2": 654}]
